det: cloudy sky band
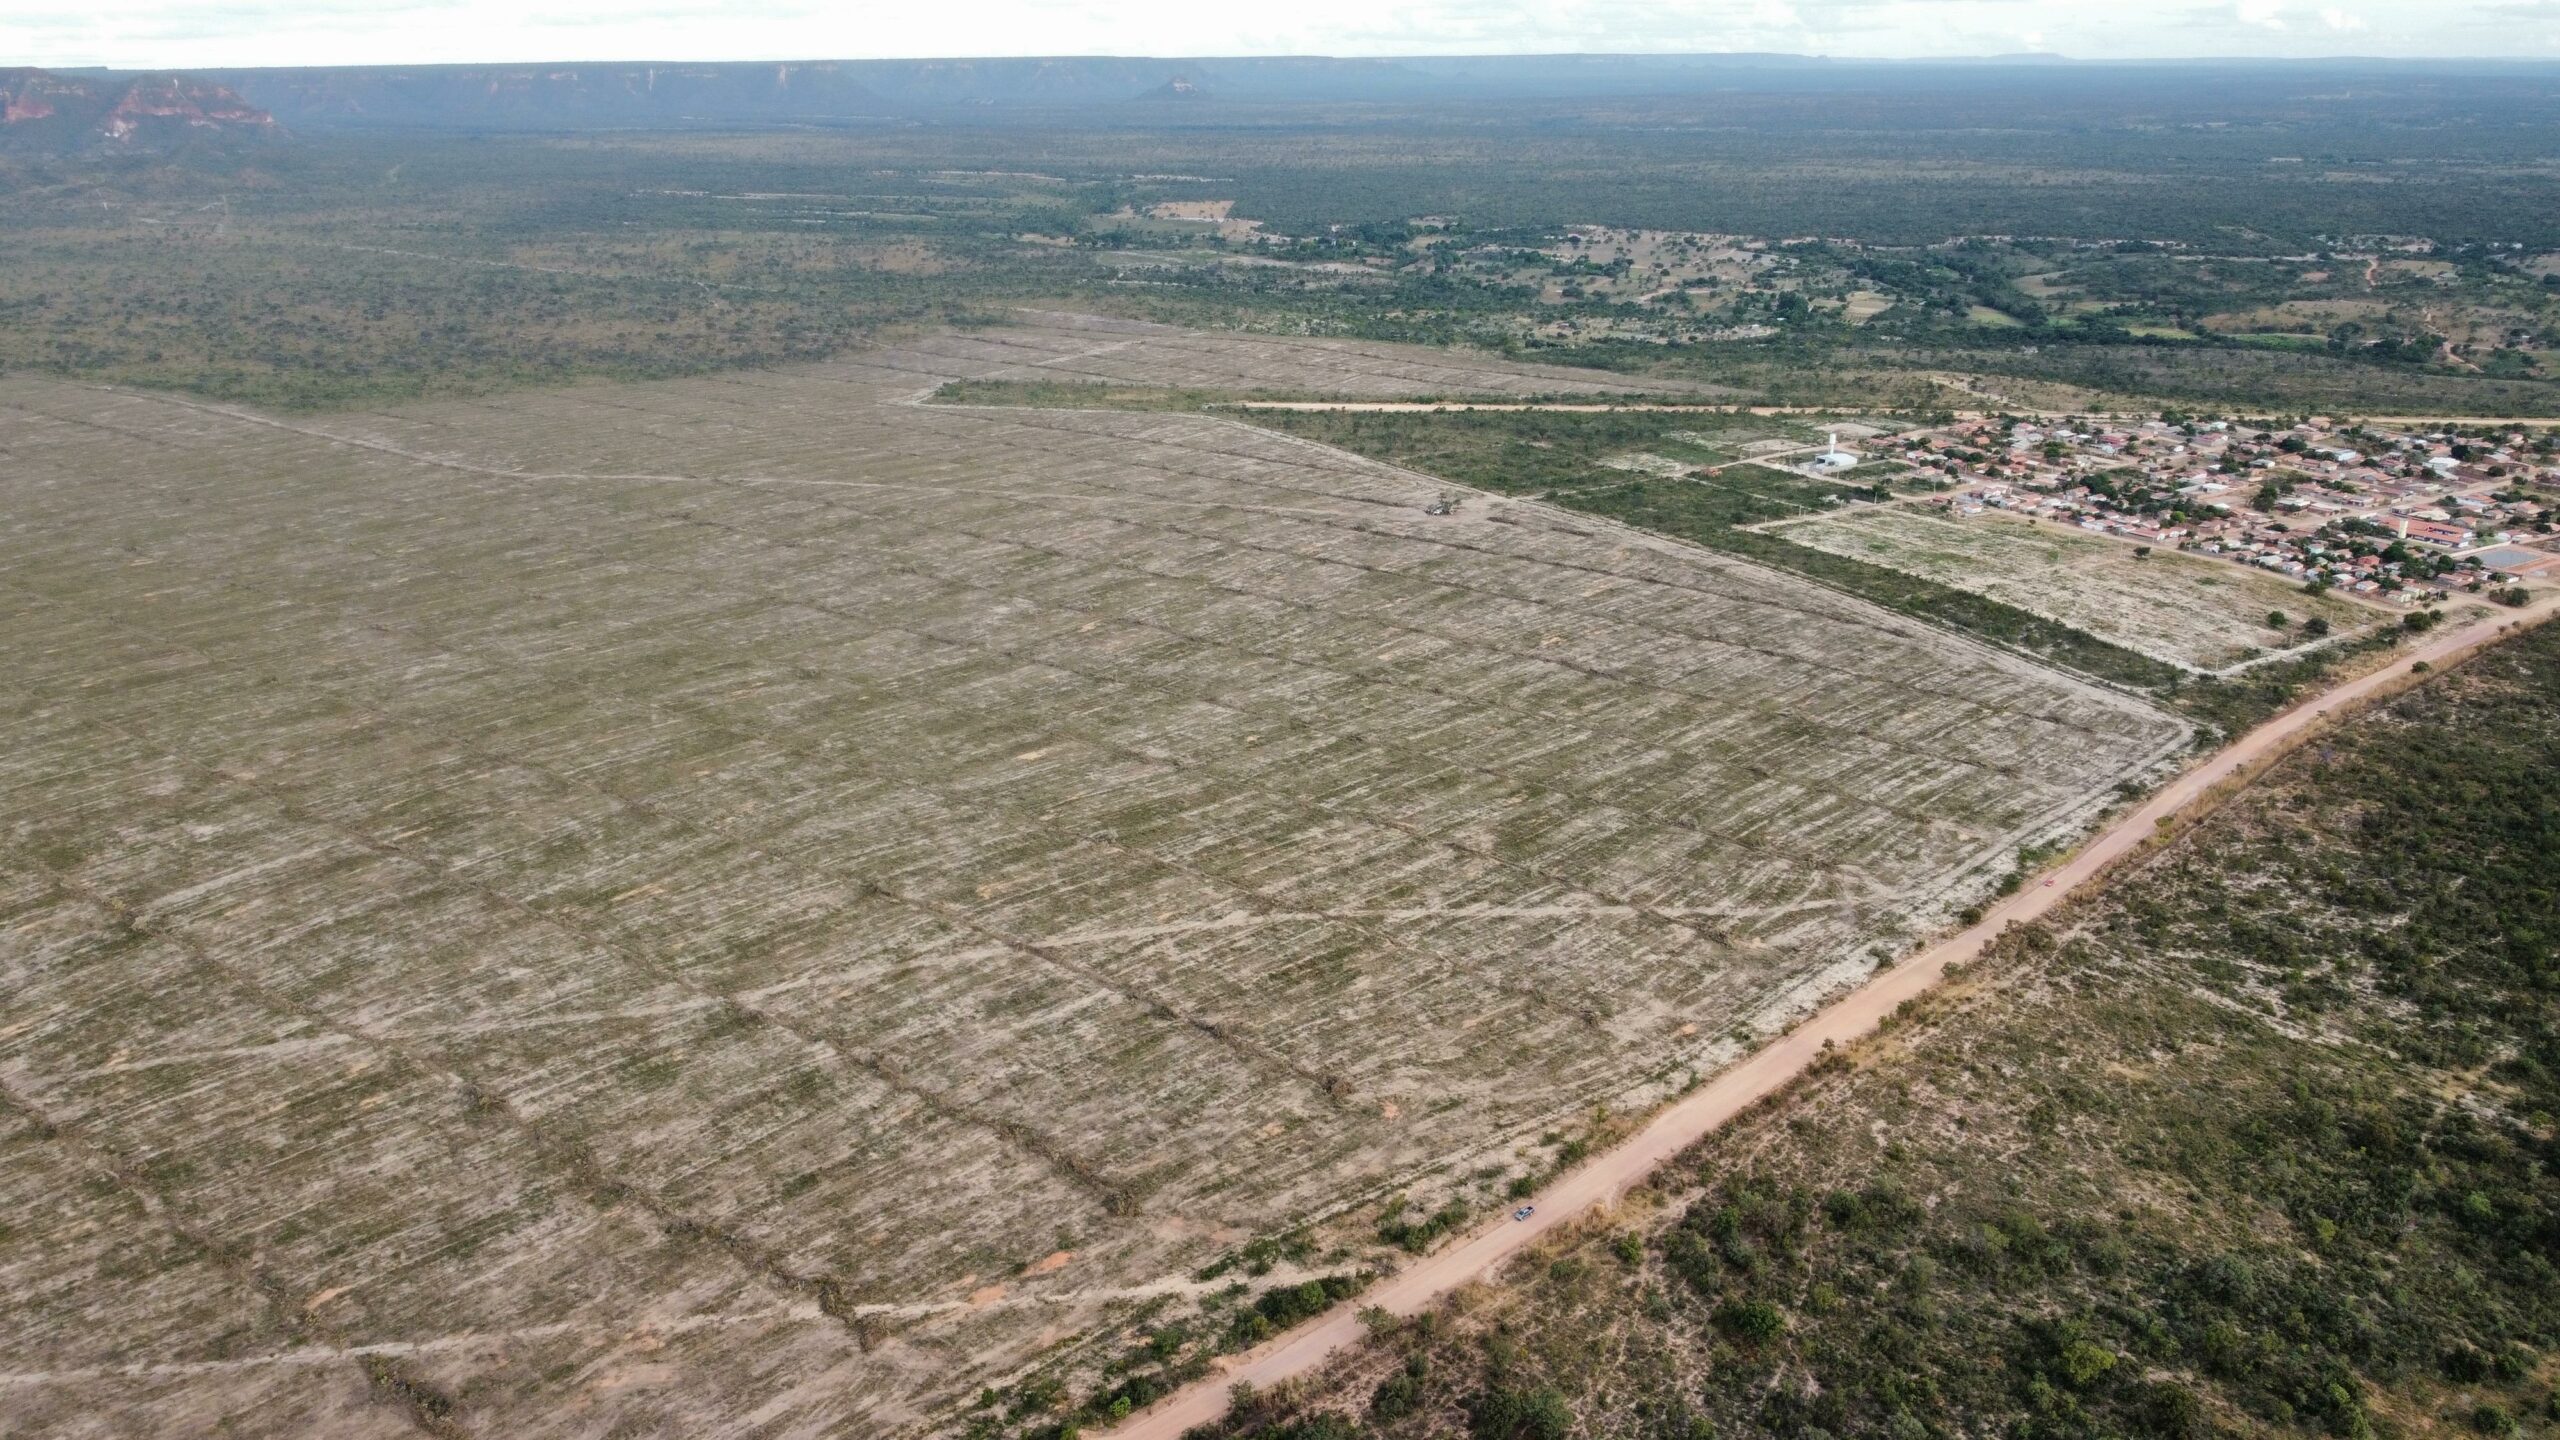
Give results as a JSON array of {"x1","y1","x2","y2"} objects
[{"x1": 7, "y1": 0, "x2": 2558, "y2": 71}]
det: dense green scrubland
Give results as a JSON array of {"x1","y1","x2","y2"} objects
[{"x1": 9, "y1": 80, "x2": 2560, "y2": 414}]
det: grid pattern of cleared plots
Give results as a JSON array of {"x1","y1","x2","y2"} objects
[{"x1": 0, "y1": 319, "x2": 2185, "y2": 1438}]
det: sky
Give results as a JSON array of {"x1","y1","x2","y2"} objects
[{"x1": 9, "y1": 0, "x2": 2560, "y2": 71}]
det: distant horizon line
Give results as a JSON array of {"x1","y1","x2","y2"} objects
[{"x1": 29, "y1": 51, "x2": 2560, "y2": 75}]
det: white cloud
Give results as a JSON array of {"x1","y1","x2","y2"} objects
[{"x1": 3, "y1": 0, "x2": 2552, "y2": 70}]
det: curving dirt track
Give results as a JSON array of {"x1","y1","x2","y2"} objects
[{"x1": 1101, "y1": 593, "x2": 2560, "y2": 1440}]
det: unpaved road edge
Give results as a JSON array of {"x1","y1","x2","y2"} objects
[{"x1": 1099, "y1": 593, "x2": 2560, "y2": 1440}]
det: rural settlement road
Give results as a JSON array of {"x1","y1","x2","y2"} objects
[
  {"x1": 1219, "y1": 400, "x2": 1851, "y2": 416},
  {"x1": 1102, "y1": 592, "x2": 2560, "y2": 1440},
  {"x1": 1218, "y1": 401, "x2": 2560, "y2": 426},
  {"x1": 1218, "y1": 397, "x2": 2560, "y2": 425}
]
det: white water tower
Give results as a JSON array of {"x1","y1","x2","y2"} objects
[{"x1": 1813, "y1": 431, "x2": 1859, "y2": 474}]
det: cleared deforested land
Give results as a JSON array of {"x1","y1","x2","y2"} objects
[
  {"x1": 0, "y1": 317, "x2": 2185, "y2": 1438},
  {"x1": 1764, "y1": 503, "x2": 2382, "y2": 672},
  {"x1": 901, "y1": 312, "x2": 1718, "y2": 400}
]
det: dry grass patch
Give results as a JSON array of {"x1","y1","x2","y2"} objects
[{"x1": 1766, "y1": 505, "x2": 2379, "y2": 672}]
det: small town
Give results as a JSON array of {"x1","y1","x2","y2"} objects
[{"x1": 1896, "y1": 414, "x2": 2560, "y2": 605}]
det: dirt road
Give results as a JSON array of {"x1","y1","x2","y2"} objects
[
  {"x1": 1101, "y1": 594, "x2": 2560, "y2": 1440},
  {"x1": 1222, "y1": 400, "x2": 2560, "y2": 426},
  {"x1": 2337, "y1": 415, "x2": 2560, "y2": 428},
  {"x1": 1218, "y1": 400, "x2": 1857, "y2": 416}
]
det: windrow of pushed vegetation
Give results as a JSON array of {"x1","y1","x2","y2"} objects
[
  {"x1": 0, "y1": 323, "x2": 2185, "y2": 1439},
  {"x1": 1202, "y1": 617, "x2": 2560, "y2": 1440}
]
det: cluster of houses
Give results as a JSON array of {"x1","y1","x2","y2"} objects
[{"x1": 1901, "y1": 415, "x2": 2560, "y2": 603}]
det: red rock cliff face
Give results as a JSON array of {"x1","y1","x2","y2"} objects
[
  {"x1": 0, "y1": 68, "x2": 280, "y2": 150},
  {"x1": 0, "y1": 69, "x2": 89, "y2": 125},
  {"x1": 99, "y1": 75, "x2": 281, "y2": 140}
]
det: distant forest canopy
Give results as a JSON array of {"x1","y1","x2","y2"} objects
[
  {"x1": 24, "y1": 57, "x2": 2551, "y2": 249},
  {"x1": 129, "y1": 54, "x2": 2560, "y2": 129},
  {"x1": 8, "y1": 54, "x2": 2560, "y2": 410}
]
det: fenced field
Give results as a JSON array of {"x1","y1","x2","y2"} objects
[
  {"x1": 1764, "y1": 503, "x2": 2381, "y2": 672},
  {"x1": 0, "y1": 318, "x2": 2186, "y2": 1437}
]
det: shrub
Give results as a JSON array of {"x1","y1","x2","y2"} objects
[
  {"x1": 1468, "y1": 1385, "x2": 1573, "y2": 1440},
  {"x1": 1227, "y1": 1274, "x2": 1368, "y2": 1349},
  {"x1": 2471, "y1": 1403, "x2": 2518, "y2": 1437},
  {"x1": 2057, "y1": 1339, "x2": 2118, "y2": 1388},
  {"x1": 1713, "y1": 1299, "x2": 1787, "y2": 1343},
  {"x1": 1824, "y1": 1181, "x2": 1922, "y2": 1235},
  {"x1": 1230, "y1": 1416, "x2": 1363, "y2": 1440},
  {"x1": 1662, "y1": 1226, "x2": 1720, "y2": 1296},
  {"x1": 1380, "y1": 1197, "x2": 1472, "y2": 1254},
  {"x1": 1371, "y1": 1371, "x2": 1422, "y2": 1421},
  {"x1": 2443, "y1": 1344, "x2": 2493, "y2": 1383},
  {"x1": 2141, "y1": 1382, "x2": 2208, "y2": 1439}
]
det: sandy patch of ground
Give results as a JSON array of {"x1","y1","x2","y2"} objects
[
  {"x1": 1598, "y1": 452, "x2": 1697, "y2": 477},
  {"x1": 1133, "y1": 199, "x2": 1266, "y2": 241},
  {"x1": 1841, "y1": 290, "x2": 1896, "y2": 323}
]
